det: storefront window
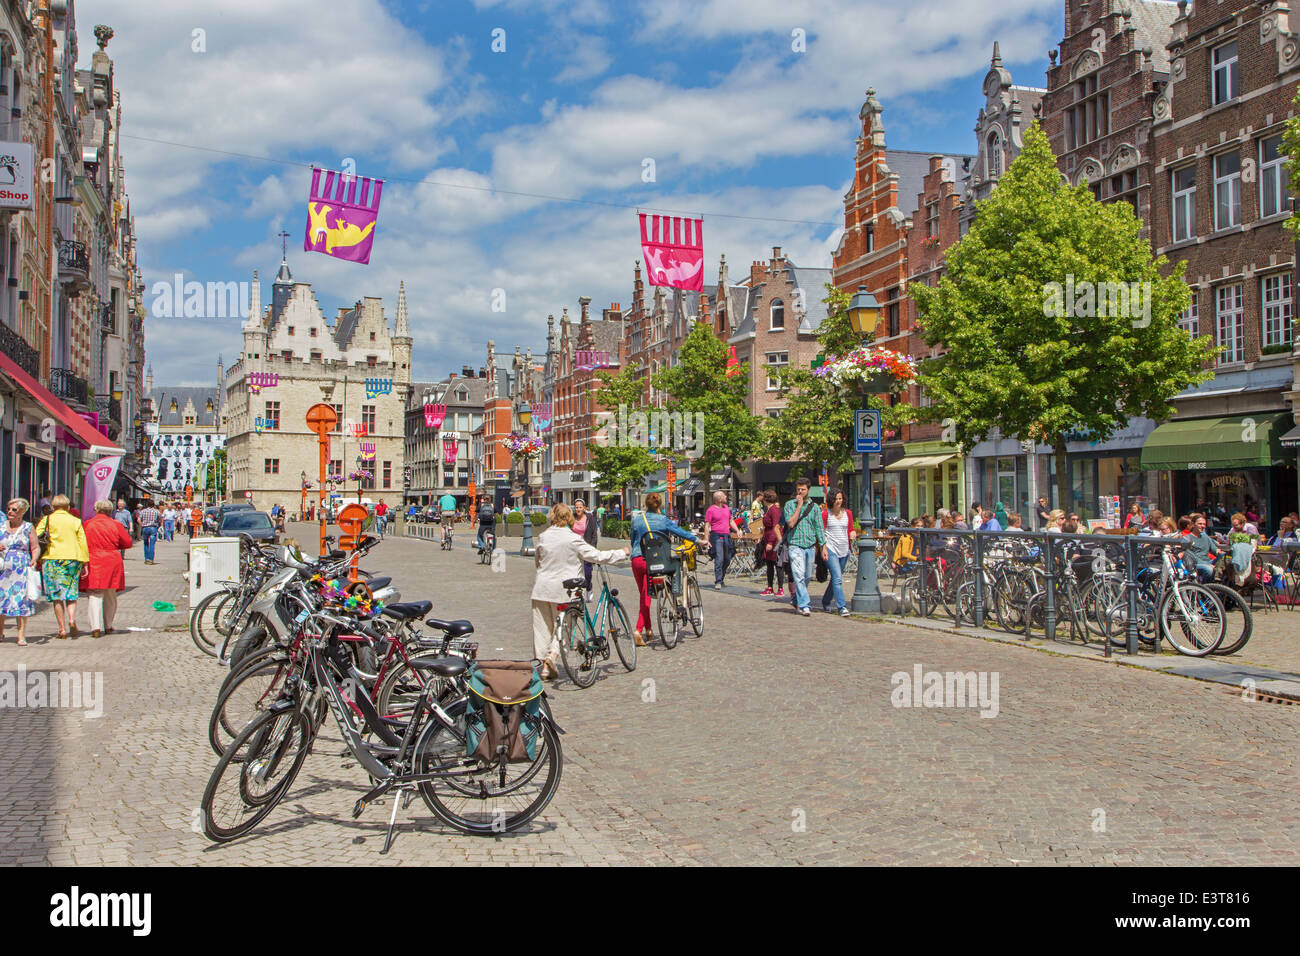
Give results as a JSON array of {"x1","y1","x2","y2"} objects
[
  {"x1": 1181, "y1": 469, "x2": 1269, "y2": 531},
  {"x1": 946, "y1": 460, "x2": 959, "y2": 512},
  {"x1": 882, "y1": 472, "x2": 901, "y2": 521}
]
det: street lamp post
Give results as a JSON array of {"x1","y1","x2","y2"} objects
[
  {"x1": 517, "y1": 401, "x2": 535, "y2": 554},
  {"x1": 301, "y1": 470, "x2": 307, "y2": 522},
  {"x1": 846, "y1": 285, "x2": 884, "y2": 614},
  {"x1": 355, "y1": 455, "x2": 364, "y2": 503}
]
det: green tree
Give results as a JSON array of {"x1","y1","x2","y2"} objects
[
  {"x1": 910, "y1": 123, "x2": 1216, "y2": 508},
  {"x1": 762, "y1": 284, "x2": 916, "y2": 477},
  {"x1": 587, "y1": 365, "x2": 657, "y2": 513},
  {"x1": 203, "y1": 448, "x2": 227, "y2": 503},
  {"x1": 1283, "y1": 86, "x2": 1300, "y2": 239},
  {"x1": 652, "y1": 321, "x2": 763, "y2": 487}
]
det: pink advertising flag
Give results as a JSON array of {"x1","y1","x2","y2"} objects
[
  {"x1": 304, "y1": 167, "x2": 384, "y2": 265},
  {"x1": 82, "y1": 456, "x2": 122, "y2": 518},
  {"x1": 639, "y1": 213, "x2": 703, "y2": 292}
]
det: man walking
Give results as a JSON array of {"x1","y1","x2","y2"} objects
[
  {"x1": 1035, "y1": 496, "x2": 1051, "y2": 531},
  {"x1": 704, "y1": 491, "x2": 741, "y2": 590},
  {"x1": 137, "y1": 499, "x2": 162, "y2": 565},
  {"x1": 784, "y1": 479, "x2": 827, "y2": 616},
  {"x1": 113, "y1": 499, "x2": 133, "y2": 535}
]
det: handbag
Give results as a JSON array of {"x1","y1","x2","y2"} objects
[
  {"x1": 815, "y1": 547, "x2": 828, "y2": 583},
  {"x1": 25, "y1": 566, "x2": 41, "y2": 602}
]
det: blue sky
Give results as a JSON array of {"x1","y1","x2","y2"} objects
[{"x1": 78, "y1": 0, "x2": 1065, "y2": 387}]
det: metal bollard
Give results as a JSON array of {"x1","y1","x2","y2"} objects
[
  {"x1": 1042, "y1": 533, "x2": 1057, "y2": 642},
  {"x1": 917, "y1": 530, "x2": 929, "y2": 619},
  {"x1": 1124, "y1": 536, "x2": 1141, "y2": 655},
  {"x1": 973, "y1": 531, "x2": 986, "y2": 629}
]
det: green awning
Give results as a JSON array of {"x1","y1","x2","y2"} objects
[
  {"x1": 1139, "y1": 413, "x2": 1293, "y2": 471},
  {"x1": 807, "y1": 486, "x2": 825, "y2": 499},
  {"x1": 644, "y1": 482, "x2": 667, "y2": 493}
]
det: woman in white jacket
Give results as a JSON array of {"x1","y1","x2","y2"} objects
[{"x1": 532, "y1": 503, "x2": 630, "y2": 679}]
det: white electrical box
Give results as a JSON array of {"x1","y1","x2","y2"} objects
[{"x1": 188, "y1": 537, "x2": 242, "y2": 610}]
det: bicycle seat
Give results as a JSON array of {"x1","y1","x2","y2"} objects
[
  {"x1": 407, "y1": 654, "x2": 468, "y2": 678},
  {"x1": 328, "y1": 549, "x2": 346, "y2": 560},
  {"x1": 380, "y1": 600, "x2": 433, "y2": 620},
  {"x1": 425, "y1": 618, "x2": 475, "y2": 637},
  {"x1": 562, "y1": 576, "x2": 586, "y2": 590}
]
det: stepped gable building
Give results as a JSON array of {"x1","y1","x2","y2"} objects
[
  {"x1": 1040, "y1": 0, "x2": 1179, "y2": 223},
  {"x1": 1147, "y1": 0, "x2": 1300, "y2": 524},
  {"x1": 143, "y1": 360, "x2": 226, "y2": 502},
  {"x1": 224, "y1": 260, "x2": 410, "y2": 513}
]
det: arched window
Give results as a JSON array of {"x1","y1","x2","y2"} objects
[
  {"x1": 987, "y1": 130, "x2": 1003, "y2": 180},
  {"x1": 770, "y1": 299, "x2": 785, "y2": 331}
]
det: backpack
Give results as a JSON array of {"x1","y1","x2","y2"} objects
[
  {"x1": 639, "y1": 514, "x2": 673, "y2": 575},
  {"x1": 464, "y1": 661, "x2": 544, "y2": 764}
]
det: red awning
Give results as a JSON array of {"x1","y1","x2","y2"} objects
[{"x1": 0, "y1": 352, "x2": 125, "y2": 456}]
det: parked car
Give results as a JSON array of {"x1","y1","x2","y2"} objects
[
  {"x1": 217, "y1": 509, "x2": 278, "y2": 543},
  {"x1": 422, "y1": 505, "x2": 440, "y2": 524}
]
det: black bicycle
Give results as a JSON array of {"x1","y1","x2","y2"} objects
[
  {"x1": 200, "y1": 609, "x2": 563, "y2": 850},
  {"x1": 478, "y1": 530, "x2": 495, "y2": 564}
]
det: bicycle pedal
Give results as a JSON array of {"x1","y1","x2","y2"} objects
[{"x1": 352, "y1": 798, "x2": 367, "y2": 819}]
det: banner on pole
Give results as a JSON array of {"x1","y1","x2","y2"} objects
[
  {"x1": 304, "y1": 167, "x2": 384, "y2": 264},
  {"x1": 639, "y1": 213, "x2": 703, "y2": 292}
]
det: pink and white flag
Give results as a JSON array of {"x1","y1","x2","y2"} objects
[
  {"x1": 639, "y1": 214, "x2": 703, "y2": 292},
  {"x1": 82, "y1": 456, "x2": 121, "y2": 517},
  {"x1": 304, "y1": 167, "x2": 384, "y2": 265}
]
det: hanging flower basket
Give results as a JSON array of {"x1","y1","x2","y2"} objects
[
  {"x1": 501, "y1": 431, "x2": 544, "y2": 459},
  {"x1": 812, "y1": 346, "x2": 919, "y2": 395}
]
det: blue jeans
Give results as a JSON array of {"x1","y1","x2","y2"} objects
[
  {"x1": 821, "y1": 552, "x2": 850, "y2": 611},
  {"x1": 710, "y1": 531, "x2": 734, "y2": 585},
  {"x1": 142, "y1": 526, "x2": 157, "y2": 562},
  {"x1": 376, "y1": 515, "x2": 387, "y2": 536},
  {"x1": 789, "y1": 546, "x2": 815, "y2": 610},
  {"x1": 162, "y1": 520, "x2": 174, "y2": 541}
]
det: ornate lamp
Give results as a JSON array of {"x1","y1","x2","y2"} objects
[{"x1": 847, "y1": 285, "x2": 881, "y2": 340}]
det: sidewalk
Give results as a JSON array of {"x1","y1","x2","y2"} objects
[{"x1": 0, "y1": 530, "x2": 190, "y2": 645}]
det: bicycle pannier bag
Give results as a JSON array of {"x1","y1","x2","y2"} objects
[{"x1": 464, "y1": 661, "x2": 544, "y2": 763}]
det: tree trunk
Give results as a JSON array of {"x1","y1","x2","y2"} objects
[{"x1": 1053, "y1": 436, "x2": 1069, "y2": 513}]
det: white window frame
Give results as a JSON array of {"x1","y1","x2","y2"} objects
[
  {"x1": 765, "y1": 351, "x2": 789, "y2": 391},
  {"x1": 1262, "y1": 273, "x2": 1293, "y2": 348},
  {"x1": 770, "y1": 299, "x2": 785, "y2": 331},
  {"x1": 1216, "y1": 284, "x2": 1244, "y2": 365},
  {"x1": 1212, "y1": 41, "x2": 1239, "y2": 105},
  {"x1": 1177, "y1": 296, "x2": 1199, "y2": 337},
  {"x1": 1172, "y1": 165, "x2": 1196, "y2": 243},
  {"x1": 1213, "y1": 151, "x2": 1241, "y2": 231},
  {"x1": 1260, "y1": 134, "x2": 1288, "y2": 220}
]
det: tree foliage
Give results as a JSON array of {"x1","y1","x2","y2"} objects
[
  {"x1": 588, "y1": 365, "x2": 657, "y2": 510},
  {"x1": 1284, "y1": 86, "x2": 1300, "y2": 240},
  {"x1": 910, "y1": 123, "x2": 1216, "y2": 505}
]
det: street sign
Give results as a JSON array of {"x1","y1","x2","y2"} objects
[{"x1": 854, "y1": 409, "x2": 882, "y2": 453}]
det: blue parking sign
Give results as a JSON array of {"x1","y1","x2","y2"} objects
[{"x1": 854, "y1": 409, "x2": 882, "y2": 453}]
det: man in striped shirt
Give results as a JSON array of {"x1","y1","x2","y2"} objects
[
  {"x1": 137, "y1": 501, "x2": 162, "y2": 565},
  {"x1": 783, "y1": 478, "x2": 827, "y2": 617}
]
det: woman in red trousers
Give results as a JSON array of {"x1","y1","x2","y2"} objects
[{"x1": 82, "y1": 499, "x2": 134, "y2": 639}]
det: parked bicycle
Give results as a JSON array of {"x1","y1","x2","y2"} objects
[{"x1": 556, "y1": 565, "x2": 636, "y2": 687}]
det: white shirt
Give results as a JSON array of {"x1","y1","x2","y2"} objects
[
  {"x1": 824, "y1": 511, "x2": 851, "y2": 558},
  {"x1": 530, "y1": 525, "x2": 628, "y2": 604}
]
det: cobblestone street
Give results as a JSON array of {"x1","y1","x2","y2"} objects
[{"x1": 0, "y1": 525, "x2": 1297, "y2": 866}]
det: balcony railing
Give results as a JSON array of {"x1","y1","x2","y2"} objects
[
  {"x1": 57, "y1": 240, "x2": 91, "y2": 292},
  {"x1": 100, "y1": 304, "x2": 114, "y2": 334},
  {"x1": 49, "y1": 368, "x2": 89, "y2": 407},
  {"x1": 0, "y1": 323, "x2": 39, "y2": 378}
]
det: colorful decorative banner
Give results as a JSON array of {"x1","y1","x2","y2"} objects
[
  {"x1": 351, "y1": 423, "x2": 368, "y2": 438},
  {"x1": 304, "y1": 167, "x2": 384, "y2": 265},
  {"x1": 364, "y1": 377, "x2": 392, "y2": 399},
  {"x1": 360, "y1": 441, "x2": 375, "y2": 460},
  {"x1": 249, "y1": 371, "x2": 279, "y2": 394},
  {"x1": 254, "y1": 416, "x2": 268, "y2": 433},
  {"x1": 442, "y1": 433, "x2": 459, "y2": 465},
  {"x1": 423, "y1": 403, "x2": 446, "y2": 429},
  {"x1": 639, "y1": 213, "x2": 703, "y2": 292},
  {"x1": 575, "y1": 350, "x2": 611, "y2": 371},
  {"x1": 81, "y1": 456, "x2": 121, "y2": 517},
  {"x1": 532, "y1": 402, "x2": 552, "y2": 432},
  {"x1": 725, "y1": 345, "x2": 740, "y2": 378}
]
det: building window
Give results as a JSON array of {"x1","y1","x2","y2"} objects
[
  {"x1": 865, "y1": 225, "x2": 874, "y2": 253},
  {"x1": 184, "y1": 415, "x2": 195, "y2": 425},
  {"x1": 278, "y1": 350, "x2": 291, "y2": 363},
  {"x1": 1263, "y1": 274, "x2": 1293, "y2": 348},
  {"x1": 264, "y1": 401, "x2": 280, "y2": 430},
  {"x1": 887, "y1": 288, "x2": 900, "y2": 338},
  {"x1": 310, "y1": 327, "x2": 317, "y2": 337},
  {"x1": 367, "y1": 355, "x2": 377, "y2": 368},
  {"x1": 310, "y1": 350, "x2": 321, "y2": 362},
  {"x1": 1172, "y1": 165, "x2": 1196, "y2": 243},
  {"x1": 287, "y1": 326, "x2": 295, "y2": 336},
  {"x1": 1177, "y1": 296, "x2": 1199, "y2": 337},
  {"x1": 986, "y1": 130, "x2": 1002, "y2": 180},
  {"x1": 770, "y1": 300, "x2": 784, "y2": 331},
  {"x1": 1213, "y1": 152, "x2": 1241, "y2": 230},
  {"x1": 382, "y1": 460, "x2": 392, "y2": 488},
  {"x1": 1212, "y1": 41, "x2": 1238, "y2": 105},
  {"x1": 1260, "y1": 134, "x2": 1288, "y2": 220},
  {"x1": 331, "y1": 404, "x2": 343, "y2": 434},
  {"x1": 264, "y1": 458, "x2": 280, "y2": 475},
  {"x1": 329, "y1": 459, "x2": 342, "y2": 479},
  {"x1": 765, "y1": 352, "x2": 789, "y2": 391},
  {"x1": 1216, "y1": 284, "x2": 1244, "y2": 365},
  {"x1": 362, "y1": 405, "x2": 376, "y2": 432},
  {"x1": 455, "y1": 387, "x2": 468, "y2": 402},
  {"x1": 766, "y1": 408, "x2": 783, "y2": 418},
  {"x1": 925, "y1": 201, "x2": 939, "y2": 238},
  {"x1": 1067, "y1": 74, "x2": 1108, "y2": 150},
  {"x1": 1110, "y1": 170, "x2": 1137, "y2": 211}
]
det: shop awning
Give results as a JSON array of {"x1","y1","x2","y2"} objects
[
  {"x1": 1139, "y1": 413, "x2": 1293, "y2": 470},
  {"x1": 0, "y1": 352, "x2": 124, "y2": 457},
  {"x1": 678, "y1": 478, "x2": 702, "y2": 495},
  {"x1": 808, "y1": 486, "x2": 825, "y2": 500},
  {"x1": 1280, "y1": 424, "x2": 1300, "y2": 448},
  {"x1": 884, "y1": 453, "x2": 956, "y2": 472},
  {"x1": 645, "y1": 482, "x2": 667, "y2": 494}
]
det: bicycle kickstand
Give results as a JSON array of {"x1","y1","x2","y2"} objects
[{"x1": 381, "y1": 786, "x2": 413, "y2": 854}]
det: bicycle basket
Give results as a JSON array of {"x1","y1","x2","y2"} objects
[{"x1": 673, "y1": 541, "x2": 697, "y2": 571}]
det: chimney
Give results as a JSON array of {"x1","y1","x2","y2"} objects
[
  {"x1": 772, "y1": 246, "x2": 782, "y2": 260},
  {"x1": 750, "y1": 260, "x2": 765, "y2": 293},
  {"x1": 462, "y1": 365, "x2": 473, "y2": 378},
  {"x1": 579, "y1": 295, "x2": 591, "y2": 323},
  {"x1": 448, "y1": 372, "x2": 457, "y2": 379},
  {"x1": 478, "y1": 367, "x2": 486, "y2": 378}
]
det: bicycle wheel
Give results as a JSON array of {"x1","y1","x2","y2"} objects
[
  {"x1": 189, "y1": 590, "x2": 227, "y2": 657},
  {"x1": 559, "y1": 607, "x2": 599, "y2": 688},
  {"x1": 1204, "y1": 583, "x2": 1253, "y2": 656},
  {"x1": 414, "y1": 700, "x2": 563, "y2": 835},
  {"x1": 1159, "y1": 584, "x2": 1225, "y2": 656},
  {"x1": 200, "y1": 706, "x2": 311, "y2": 842},
  {"x1": 655, "y1": 584, "x2": 680, "y2": 649},
  {"x1": 374, "y1": 658, "x2": 445, "y2": 723},
  {"x1": 685, "y1": 577, "x2": 704, "y2": 637},
  {"x1": 606, "y1": 596, "x2": 636, "y2": 672},
  {"x1": 209, "y1": 652, "x2": 294, "y2": 757},
  {"x1": 227, "y1": 624, "x2": 270, "y2": 671}
]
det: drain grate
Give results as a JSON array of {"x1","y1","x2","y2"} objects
[{"x1": 1229, "y1": 687, "x2": 1299, "y2": 705}]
